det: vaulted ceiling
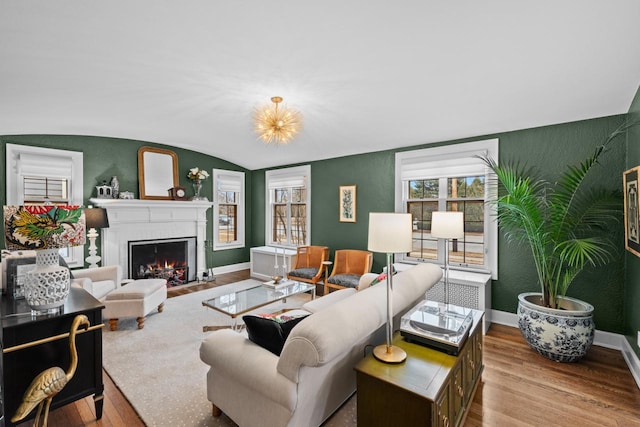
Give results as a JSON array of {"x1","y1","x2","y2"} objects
[{"x1": 1, "y1": 1, "x2": 639, "y2": 170}]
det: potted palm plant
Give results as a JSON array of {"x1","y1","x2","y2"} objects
[{"x1": 481, "y1": 122, "x2": 632, "y2": 362}]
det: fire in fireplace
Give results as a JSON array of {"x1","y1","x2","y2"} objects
[{"x1": 128, "y1": 237, "x2": 197, "y2": 286}]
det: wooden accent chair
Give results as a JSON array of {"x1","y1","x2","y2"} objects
[
  {"x1": 287, "y1": 246, "x2": 330, "y2": 291},
  {"x1": 324, "y1": 249, "x2": 373, "y2": 295}
]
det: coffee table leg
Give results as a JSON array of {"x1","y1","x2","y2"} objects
[
  {"x1": 203, "y1": 325, "x2": 231, "y2": 332},
  {"x1": 202, "y1": 316, "x2": 246, "y2": 333}
]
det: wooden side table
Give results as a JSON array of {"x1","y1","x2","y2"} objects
[{"x1": 355, "y1": 310, "x2": 484, "y2": 427}]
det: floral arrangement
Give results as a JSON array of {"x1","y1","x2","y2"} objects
[{"x1": 187, "y1": 167, "x2": 209, "y2": 182}]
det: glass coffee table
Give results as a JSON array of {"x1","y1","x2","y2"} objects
[{"x1": 201, "y1": 281, "x2": 316, "y2": 332}]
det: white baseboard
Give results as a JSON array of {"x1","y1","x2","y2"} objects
[
  {"x1": 212, "y1": 262, "x2": 250, "y2": 276},
  {"x1": 490, "y1": 309, "x2": 640, "y2": 389},
  {"x1": 490, "y1": 309, "x2": 518, "y2": 327},
  {"x1": 594, "y1": 329, "x2": 623, "y2": 350},
  {"x1": 622, "y1": 338, "x2": 640, "y2": 389}
]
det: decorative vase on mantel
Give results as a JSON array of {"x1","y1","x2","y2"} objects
[
  {"x1": 191, "y1": 179, "x2": 206, "y2": 201},
  {"x1": 110, "y1": 175, "x2": 120, "y2": 199}
]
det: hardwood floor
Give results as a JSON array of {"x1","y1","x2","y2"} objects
[{"x1": 16, "y1": 270, "x2": 640, "y2": 426}]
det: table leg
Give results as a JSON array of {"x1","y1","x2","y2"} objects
[{"x1": 94, "y1": 389, "x2": 104, "y2": 419}]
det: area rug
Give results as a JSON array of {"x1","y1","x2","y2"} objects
[{"x1": 102, "y1": 279, "x2": 314, "y2": 427}]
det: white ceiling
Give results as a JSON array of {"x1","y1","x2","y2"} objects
[{"x1": 1, "y1": 1, "x2": 639, "y2": 170}]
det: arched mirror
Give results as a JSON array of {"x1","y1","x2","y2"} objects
[{"x1": 138, "y1": 146, "x2": 179, "y2": 200}]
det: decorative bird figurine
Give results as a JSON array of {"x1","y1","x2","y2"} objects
[{"x1": 11, "y1": 314, "x2": 91, "y2": 427}]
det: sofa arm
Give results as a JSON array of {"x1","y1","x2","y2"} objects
[
  {"x1": 71, "y1": 277, "x2": 92, "y2": 292},
  {"x1": 200, "y1": 330, "x2": 298, "y2": 410},
  {"x1": 73, "y1": 265, "x2": 122, "y2": 287},
  {"x1": 357, "y1": 273, "x2": 379, "y2": 291}
]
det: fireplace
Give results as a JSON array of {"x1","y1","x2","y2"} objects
[{"x1": 128, "y1": 237, "x2": 197, "y2": 286}]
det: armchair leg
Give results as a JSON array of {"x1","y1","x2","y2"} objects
[{"x1": 212, "y1": 403, "x2": 222, "y2": 417}]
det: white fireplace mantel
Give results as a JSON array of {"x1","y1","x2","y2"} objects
[{"x1": 89, "y1": 198, "x2": 212, "y2": 280}]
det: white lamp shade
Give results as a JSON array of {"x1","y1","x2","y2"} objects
[
  {"x1": 431, "y1": 211, "x2": 464, "y2": 239},
  {"x1": 368, "y1": 213, "x2": 413, "y2": 253}
]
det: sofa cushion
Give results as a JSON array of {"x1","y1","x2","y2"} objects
[
  {"x1": 105, "y1": 279, "x2": 166, "y2": 300},
  {"x1": 302, "y1": 288, "x2": 356, "y2": 313},
  {"x1": 92, "y1": 280, "x2": 117, "y2": 300},
  {"x1": 327, "y1": 274, "x2": 361, "y2": 288},
  {"x1": 288, "y1": 267, "x2": 319, "y2": 279},
  {"x1": 243, "y1": 314, "x2": 309, "y2": 356},
  {"x1": 357, "y1": 273, "x2": 379, "y2": 291}
]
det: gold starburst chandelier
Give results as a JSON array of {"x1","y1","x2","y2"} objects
[{"x1": 254, "y1": 96, "x2": 303, "y2": 144}]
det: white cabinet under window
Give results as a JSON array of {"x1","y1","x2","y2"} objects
[
  {"x1": 394, "y1": 263, "x2": 492, "y2": 333},
  {"x1": 250, "y1": 246, "x2": 298, "y2": 281}
]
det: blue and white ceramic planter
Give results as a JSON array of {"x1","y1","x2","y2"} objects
[{"x1": 517, "y1": 292, "x2": 594, "y2": 363}]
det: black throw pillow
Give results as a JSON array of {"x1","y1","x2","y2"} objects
[{"x1": 242, "y1": 315, "x2": 309, "y2": 356}]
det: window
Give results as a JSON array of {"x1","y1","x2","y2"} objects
[
  {"x1": 395, "y1": 139, "x2": 498, "y2": 278},
  {"x1": 212, "y1": 169, "x2": 245, "y2": 250},
  {"x1": 23, "y1": 177, "x2": 69, "y2": 203},
  {"x1": 5, "y1": 144, "x2": 85, "y2": 267},
  {"x1": 265, "y1": 165, "x2": 311, "y2": 247}
]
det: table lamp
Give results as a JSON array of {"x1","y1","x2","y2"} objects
[
  {"x1": 84, "y1": 206, "x2": 109, "y2": 268},
  {"x1": 3, "y1": 205, "x2": 86, "y2": 313},
  {"x1": 368, "y1": 212, "x2": 413, "y2": 363},
  {"x1": 431, "y1": 211, "x2": 464, "y2": 305},
  {"x1": 398, "y1": 210, "x2": 474, "y2": 355}
]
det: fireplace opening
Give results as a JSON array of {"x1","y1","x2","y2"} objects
[{"x1": 128, "y1": 237, "x2": 197, "y2": 286}]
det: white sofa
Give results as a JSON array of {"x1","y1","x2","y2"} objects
[{"x1": 199, "y1": 263, "x2": 443, "y2": 427}]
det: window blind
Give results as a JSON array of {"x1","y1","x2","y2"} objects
[
  {"x1": 18, "y1": 153, "x2": 74, "y2": 179},
  {"x1": 399, "y1": 149, "x2": 488, "y2": 181},
  {"x1": 217, "y1": 174, "x2": 243, "y2": 193},
  {"x1": 267, "y1": 172, "x2": 306, "y2": 189}
]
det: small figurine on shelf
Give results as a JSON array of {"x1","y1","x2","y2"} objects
[{"x1": 96, "y1": 181, "x2": 113, "y2": 198}]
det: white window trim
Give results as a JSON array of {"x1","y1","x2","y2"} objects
[
  {"x1": 6, "y1": 144, "x2": 85, "y2": 268},
  {"x1": 265, "y1": 165, "x2": 311, "y2": 248},
  {"x1": 212, "y1": 169, "x2": 245, "y2": 251},
  {"x1": 395, "y1": 139, "x2": 499, "y2": 279}
]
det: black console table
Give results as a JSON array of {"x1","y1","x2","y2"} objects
[{"x1": 1, "y1": 287, "x2": 104, "y2": 426}]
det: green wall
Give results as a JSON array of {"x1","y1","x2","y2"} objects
[
  {"x1": 625, "y1": 86, "x2": 640, "y2": 357},
  {"x1": 1, "y1": 113, "x2": 631, "y2": 334},
  {"x1": 0, "y1": 135, "x2": 251, "y2": 269},
  {"x1": 251, "y1": 115, "x2": 628, "y2": 333}
]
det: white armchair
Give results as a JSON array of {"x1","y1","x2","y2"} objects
[{"x1": 71, "y1": 265, "x2": 122, "y2": 300}]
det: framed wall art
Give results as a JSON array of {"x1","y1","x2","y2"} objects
[
  {"x1": 339, "y1": 185, "x2": 356, "y2": 223},
  {"x1": 624, "y1": 166, "x2": 640, "y2": 257}
]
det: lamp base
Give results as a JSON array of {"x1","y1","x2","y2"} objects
[
  {"x1": 373, "y1": 344, "x2": 407, "y2": 364},
  {"x1": 24, "y1": 249, "x2": 70, "y2": 312}
]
